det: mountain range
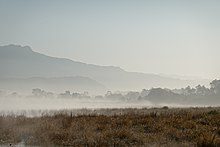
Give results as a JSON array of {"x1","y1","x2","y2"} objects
[{"x1": 0, "y1": 44, "x2": 209, "y2": 94}]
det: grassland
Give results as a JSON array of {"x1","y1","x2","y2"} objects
[{"x1": 0, "y1": 107, "x2": 220, "y2": 146}]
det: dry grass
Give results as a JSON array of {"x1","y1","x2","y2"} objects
[{"x1": 0, "y1": 107, "x2": 220, "y2": 146}]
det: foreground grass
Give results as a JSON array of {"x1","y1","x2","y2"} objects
[{"x1": 0, "y1": 107, "x2": 220, "y2": 146}]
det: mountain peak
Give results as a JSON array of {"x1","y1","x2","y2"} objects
[
  {"x1": 0, "y1": 45, "x2": 34, "y2": 59},
  {"x1": 0, "y1": 44, "x2": 32, "y2": 52}
]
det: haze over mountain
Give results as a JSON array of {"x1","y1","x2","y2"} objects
[
  {"x1": 0, "y1": 77, "x2": 105, "y2": 94},
  {"x1": 0, "y1": 45, "x2": 209, "y2": 93}
]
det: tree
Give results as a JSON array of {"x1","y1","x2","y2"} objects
[
  {"x1": 195, "y1": 85, "x2": 210, "y2": 96},
  {"x1": 32, "y1": 88, "x2": 43, "y2": 97},
  {"x1": 105, "y1": 91, "x2": 112, "y2": 98},
  {"x1": 140, "y1": 89, "x2": 149, "y2": 97},
  {"x1": 125, "y1": 91, "x2": 140, "y2": 100},
  {"x1": 210, "y1": 79, "x2": 220, "y2": 94},
  {"x1": 59, "y1": 91, "x2": 71, "y2": 98},
  {"x1": 32, "y1": 88, "x2": 54, "y2": 97},
  {"x1": 147, "y1": 88, "x2": 181, "y2": 103},
  {"x1": 105, "y1": 91, "x2": 124, "y2": 99},
  {"x1": 183, "y1": 86, "x2": 196, "y2": 96}
]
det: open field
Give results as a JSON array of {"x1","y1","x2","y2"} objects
[{"x1": 0, "y1": 107, "x2": 220, "y2": 146}]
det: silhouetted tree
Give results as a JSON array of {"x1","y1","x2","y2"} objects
[
  {"x1": 140, "y1": 89, "x2": 149, "y2": 97},
  {"x1": 125, "y1": 91, "x2": 140, "y2": 100},
  {"x1": 59, "y1": 91, "x2": 71, "y2": 98},
  {"x1": 32, "y1": 88, "x2": 54, "y2": 97},
  {"x1": 182, "y1": 86, "x2": 196, "y2": 96},
  {"x1": 195, "y1": 85, "x2": 210, "y2": 96},
  {"x1": 105, "y1": 91, "x2": 124, "y2": 99},
  {"x1": 147, "y1": 88, "x2": 182, "y2": 103},
  {"x1": 32, "y1": 88, "x2": 43, "y2": 97},
  {"x1": 210, "y1": 79, "x2": 220, "y2": 94}
]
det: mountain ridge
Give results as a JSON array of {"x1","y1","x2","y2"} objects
[
  {"x1": 0, "y1": 44, "x2": 124, "y2": 71},
  {"x1": 0, "y1": 76, "x2": 105, "y2": 94},
  {"x1": 0, "y1": 44, "x2": 210, "y2": 91}
]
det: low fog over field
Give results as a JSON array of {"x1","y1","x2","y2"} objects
[
  {"x1": 0, "y1": 97, "x2": 153, "y2": 112},
  {"x1": 0, "y1": 79, "x2": 219, "y2": 113},
  {"x1": 0, "y1": 0, "x2": 220, "y2": 113},
  {"x1": 0, "y1": 45, "x2": 219, "y2": 112},
  {"x1": 1, "y1": 1, "x2": 220, "y2": 146}
]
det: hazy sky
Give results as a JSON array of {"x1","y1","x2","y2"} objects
[{"x1": 0, "y1": 0, "x2": 220, "y2": 79}]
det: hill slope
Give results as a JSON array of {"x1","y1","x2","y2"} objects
[
  {"x1": 0, "y1": 76, "x2": 105, "y2": 94},
  {"x1": 0, "y1": 45, "x2": 209, "y2": 91}
]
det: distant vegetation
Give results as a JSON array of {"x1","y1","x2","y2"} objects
[
  {"x1": 1, "y1": 79, "x2": 220, "y2": 105},
  {"x1": 0, "y1": 107, "x2": 220, "y2": 146}
]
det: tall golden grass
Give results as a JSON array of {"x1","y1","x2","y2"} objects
[{"x1": 0, "y1": 107, "x2": 220, "y2": 146}]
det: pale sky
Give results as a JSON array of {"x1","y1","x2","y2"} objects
[{"x1": 0, "y1": 0, "x2": 220, "y2": 79}]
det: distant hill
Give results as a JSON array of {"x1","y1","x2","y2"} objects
[
  {"x1": 0, "y1": 44, "x2": 209, "y2": 92},
  {"x1": 0, "y1": 76, "x2": 105, "y2": 94}
]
